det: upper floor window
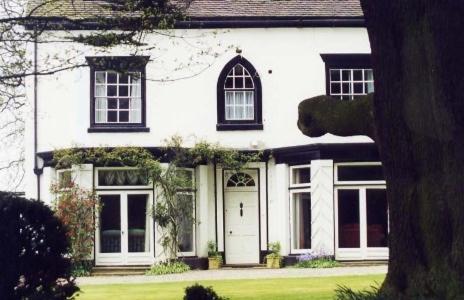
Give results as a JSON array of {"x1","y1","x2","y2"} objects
[
  {"x1": 321, "y1": 54, "x2": 373, "y2": 100},
  {"x1": 217, "y1": 56, "x2": 262, "y2": 131},
  {"x1": 86, "y1": 56, "x2": 150, "y2": 132}
]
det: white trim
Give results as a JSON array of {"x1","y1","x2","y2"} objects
[
  {"x1": 289, "y1": 164, "x2": 311, "y2": 188},
  {"x1": 95, "y1": 167, "x2": 152, "y2": 190},
  {"x1": 334, "y1": 185, "x2": 389, "y2": 261},
  {"x1": 289, "y1": 188, "x2": 312, "y2": 254},
  {"x1": 334, "y1": 162, "x2": 386, "y2": 185},
  {"x1": 95, "y1": 190, "x2": 155, "y2": 266}
]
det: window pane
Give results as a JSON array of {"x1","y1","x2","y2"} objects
[
  {"x1": 108, "y1": 99, "x2": 118, "y2": 109},
  {"x1": 331, "y1": 83, "x2": 341, "y2": 94},
  {"x1": 98, "y1": 170, "x2": 148, "y2": 186},
  {"x1": 128, "y1": 194, "x2": 150, "y2": 253},
  {"x1": 119, "y1": 98, "x2": 129, "y2": 109},
  {"x1": 245, "y1": 91, "x2": 254, "y2": 105},
  {"x1": 119, "y1": 73, "x2": 129, "y2": 84},
  {"x1": 330, "y1": 69, "x2": 340, "y2": 81},
  {"x1": 364, "y1": 69, "x2": 374, "y2": 81},
  {"x1": 342, "y1": 83, "x2": 351, "y2": 94},
  {"x1": 366, "y1": 189, "x2": 388, "y2": 247},
  {"x1": 108, "y1": 85, "x2": 117, "y2": 97},
  {"x1": 338, "y1": 165, "x2": 385, "y2": 181},
  {"x1": 119, "y1": 85, "x2": 128, "y2": 97},
  {"x1": 119, "y1": 111, "x2": 129, "y2": 122},
  {"x1": 292, "y1": 193, "x2": 311, "y2": 249},
  {"x1": 58, "y1": 170, "x2": 72, "y2": 188},
  {"x1": 225, "y1": 91, "x2": 234, "y2": 105},
  {"x1": 365, "y1": 82, "x2": 374, "y2": 93},
  {"x1": 95, "y1": 72, "x2": 106, "y2": 84},
  {"x1": 338, "y1": 189, "x2": 360, "y2": 248},
  {"x1": 107, "y1": 111, "x2": 117, "y2": 122},
  {"x1": 342, "y1": 70, "x2": 351, "y2": 81},
  {"x1": 177, "y1": 194, "x2": 194, "y2": 252},
  {"x1": 235, "y1": 77, "x2": 244, "y2": 88},
  {"x1": 353, "y1": 83, "x2": 363, "y2": 94},
  {"x1": 95, "y1": 85, "x2": 106, "y2": 96},
  {"x1": 244, "y1": 77, "x2": 253, "y2": 88},
  {"x1": 353, "y1": 70, "x2": 363, "y2": 81},
  {"x1": 291, "y1": 167, "x2": 311, "y2": 185},
  {"x1": 100, "y1": 195, "x2": 121, "y2": 253},
  {"x1": 225, "y1": 77, "x2": 233, "y2": 89},
  {"x1": 234, "y1": 64, "x2": 244, "y2": 76},
  {"x1": 235, "y1": 92, "x2": 244, "y2": 105},
  {"x1": 131, "y1": 84, "x2": 141, "y2": 97},
  {"x1": 176, "y1": 169, "x2": 194, "y2": 189},
  {"x1": 107, "y1": 72, "x2": 117, "y2": 84}
]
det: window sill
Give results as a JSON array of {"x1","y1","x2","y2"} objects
[
  {"x1": 216, "y1": 123, "x2": 263, "y2": 131},
  {"x1": 88, "y1": 127, "x2": 150, "y2": 133}
]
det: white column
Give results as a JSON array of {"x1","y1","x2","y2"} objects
[
  {"x1": 273, "y1": 163, "x2": 290, "y2": 255},
  {"x1": 310, "y1": 159, "x2": 335, "y2": 255},
  {"x1": 41, "y1": 167, "x2": 55, "y2": 206},
  {"x1": 195, "y1": 165, "x2": 210, "y2": 257},
  {"x1": 73, "y1": 164, "x2": 93, "y2": 190}
]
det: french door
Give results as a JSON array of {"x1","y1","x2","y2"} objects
[
  {"x1": 335, "y1": 187, "x2": 389, "y2": 260},
  {"x1": 95, "y1": 191, "x2": 154, "y2": 266}
]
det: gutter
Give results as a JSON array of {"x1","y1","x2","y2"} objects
[{"x1": 33, "y1": 26, "x2": 43, "y2": 201}]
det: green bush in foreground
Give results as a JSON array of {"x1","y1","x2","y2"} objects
[
  {"x1": 146, "y1": 261, "x2": 190, "y2": 275},
  {"x1": 184, "y1": 283, "x2": 228, "y2": 300},
  {"x1": 334, "y1": 284, "x2": 384, "y2": 300}
]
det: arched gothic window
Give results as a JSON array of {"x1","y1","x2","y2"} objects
[{"x1": 217, "y1": 56, "x2": 262, "y2": 131}]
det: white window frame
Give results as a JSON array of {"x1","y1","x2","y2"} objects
[
  {"x1": 289, "y1": 164, "x2": 312, "y2": 254},
  {"x1": 176, "y1": 168, "x2": 196, "y2": 257},
  {"x1": 289, "y1": 164, "x2": 311, "y2": 188},
  {"x1": 94, "y1": 71, "x2": 142, "y2": 124},
  {"x1": 334, "y1": 162, "x2": 385, "y2": 186},
  {"x1": 334, "y1": 185, "x2": 389, "y2": 261},
  {"x1": 329, "y1": 68, "x2": 374, "y2": 100},
  {"x1": 289, "y1": 188, "x2": 312, "y2": 254},
  {"x1": 224, "y1": 63, "x2": 255, "y2": 121},
  {"x1": 95, "y1": 167, "x2": 152, "y2": 190},
  {"x1": 56, "y1": 169, "x2": 74, "y2": 190}
]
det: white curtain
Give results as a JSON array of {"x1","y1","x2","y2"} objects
[
  {"x1": 225, "y1": 91, "x2": 234, "y2": 120},
  {"x1": 130, "y1": 75, "x2": 142, "y2": 123},
  {"x1": 95, "y1": 97, "x2": 107, "y2": 123}
]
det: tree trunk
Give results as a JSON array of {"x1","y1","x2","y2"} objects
[{"x1": 360, "y1": 1, "x2": 464, "y2": 298}]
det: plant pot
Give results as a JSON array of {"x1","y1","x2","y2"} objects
[
  {"x1": 208, "y1": 257, "x2": 222, "y2": 270},
  {"x1": 266, "y1": 256, "x2": 281, "y2": 269}
]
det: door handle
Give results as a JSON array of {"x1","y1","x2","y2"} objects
[
  {"x1": 121, "y1": 230, "x2": 124, "y2": 235},
  {"x1": 229, "y1": 230, "x2": 232, "y2": 235}
]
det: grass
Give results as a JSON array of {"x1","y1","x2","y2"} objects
[{"x1": 75, "y1": 274, "x2": 385, "y2": 300}]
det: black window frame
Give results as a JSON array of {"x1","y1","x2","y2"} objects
[
  {"x1": 86, "y1": 56, "x2": 150, "y2": 133},
  {"x1": 216, "y1": 55, "x2": 263, "y2": 131},
  {"x1": 320, "y1": 54, "x2": 372, "y2": 98}
]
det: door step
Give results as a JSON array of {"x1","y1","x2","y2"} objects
[
  {"x1": 91, "y1": 265, "x2": 150, "y2": 276},
  {"x1": 339, "y1": 260, "x2": 388, "y2": 267},
  {"x1": 222, "y1": 264, "x2": 266, "y2": 269}
]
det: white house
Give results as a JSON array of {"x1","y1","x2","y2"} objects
[{"x1": 24, "y1": 0, "x2": 388, "y2": 267}]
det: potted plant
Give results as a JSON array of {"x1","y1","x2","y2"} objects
[
  {"x1": 207, "y1": 241, "x2": 222, "y2": 270},
  {"x1": 266, "y1": 242, "x2": 282, "y2": 268}
]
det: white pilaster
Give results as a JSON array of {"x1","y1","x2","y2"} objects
[
  {"x1": 310, "y1": 159, "x2": 335, "y2": 255},
  {"x1": 195, "y1": 165, "x2": 210, "y2": 257},
  {"x1": 273, "y1": 163, "x2": 290, "y2": 255}
]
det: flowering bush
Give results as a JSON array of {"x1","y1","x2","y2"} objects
[
  {"x1": 52, "y1": 182, "x2": 99, "y2": 276},
  {"x1": 146, "y1": 261, "x2": 190, "y2": 275},
  {"x1": 295, "y1": 249, "x2": 339, "y2": 268}
]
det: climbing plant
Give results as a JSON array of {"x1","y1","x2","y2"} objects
[{"x1": 53, "y1": 136, "x2": 261, "y2": 261}]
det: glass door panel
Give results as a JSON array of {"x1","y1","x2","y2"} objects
[
  {"x1": 338, "y1": 190, "x2": 360, "y2": 248},
  {"x1": 127, "y1": 194, "x2": 150, "y2": 253},
  {"x1": 292, "y1": 192, "x2": 312, "y2": 250},
  {"x1": 177, "y1": 193, "x2": 194, "y2": 253},
  {"x1": 100, "y1": 195, "x2": 121, "y2": 253},
  {"x1": 366, "y1": 189, "x2": 388, "y2": 247}
]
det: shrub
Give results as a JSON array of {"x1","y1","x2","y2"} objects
[
  {"x1": 266, "y1": 241, "x2": 281, "y2": 259},
  {"x1": 52, "y1": 183, "x2": 98, "y2": 276},
  {"x1": 0, "y1": 192, "x2": 78, "y2": 300},
  {"x1": 184, "y1": 283, "x2": 228, "y2": 300},
  {"x1": 294, "y1": 250, "x2": 340, "y2": 268},
  {"x1": 146, "y1": 261, "x2": 190, "y2": 275},
  {"x1": 334, "y1": 284, "x2": 384, "y2": 300}
]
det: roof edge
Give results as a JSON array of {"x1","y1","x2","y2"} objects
[{"x1": 25, "y1": 16, "x2": 365, "y2": 30}]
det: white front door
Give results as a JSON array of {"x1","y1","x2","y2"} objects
[
  {"x1": 95, "y1": 191, "x2": 154, "y2": 266},
  {"x1": 335, "y1": 187, "x2": 389, "y2": 260},
  {"x1": 224, "y1": 170, "x2": 260, "y2": 265}
]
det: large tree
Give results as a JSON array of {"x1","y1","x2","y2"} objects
[{"x1": 299, "y1": 1, "x2": 464, "y2": 298}]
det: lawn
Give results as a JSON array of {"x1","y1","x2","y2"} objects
[{"x1": 76, "y1": 274, "x2": 385, "y2": 300}]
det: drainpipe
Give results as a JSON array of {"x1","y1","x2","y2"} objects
[{"x1": 33, "y1": 25, "x2": 43, "y2": 201}]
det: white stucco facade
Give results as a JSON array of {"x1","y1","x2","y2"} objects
[{"x1": 25, "y1": 25, "x2": 389, "y2": 265}]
